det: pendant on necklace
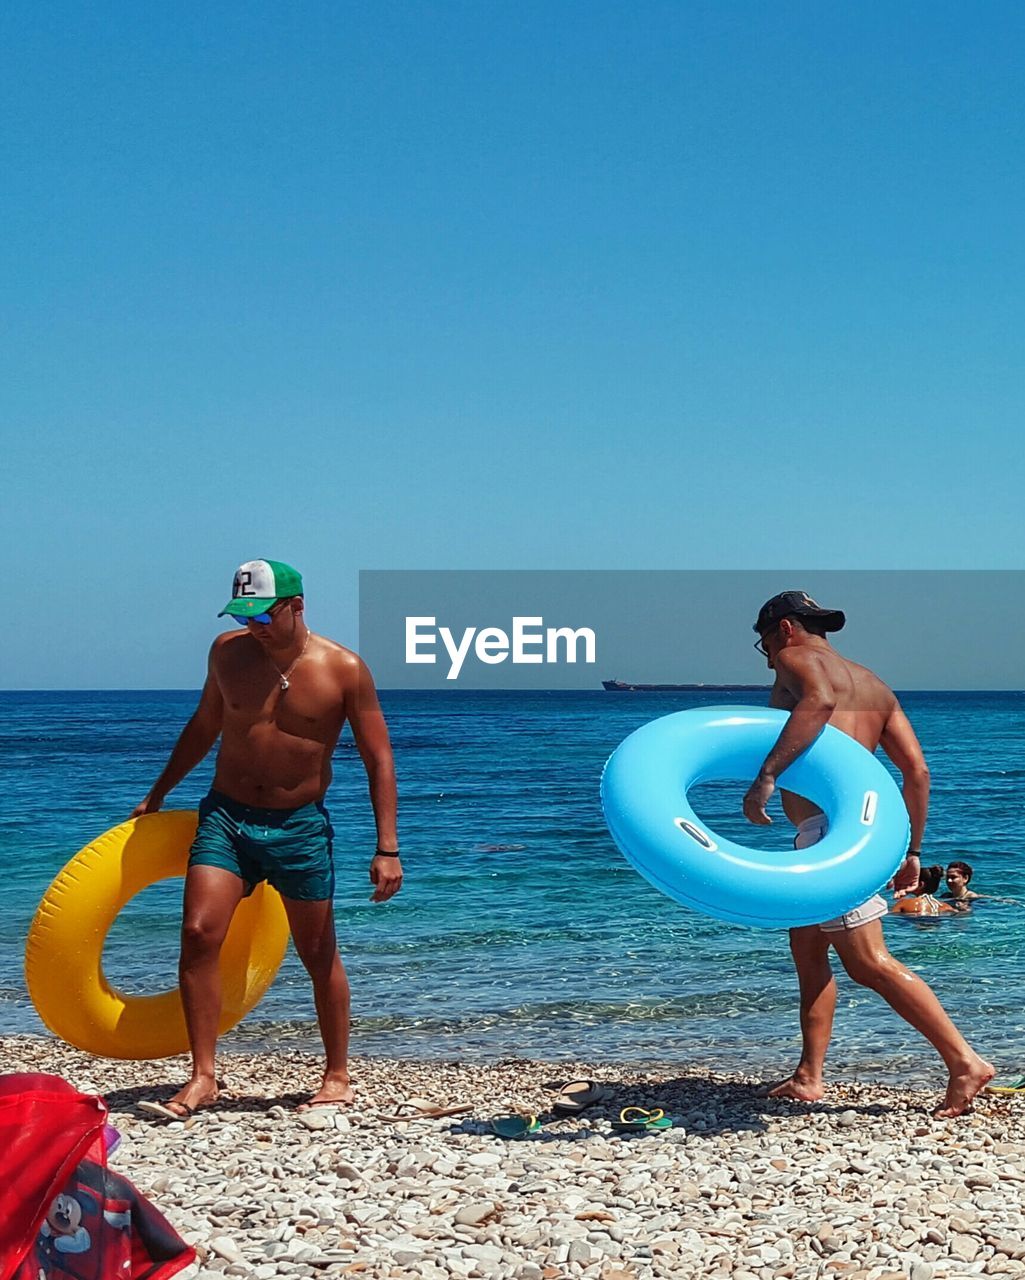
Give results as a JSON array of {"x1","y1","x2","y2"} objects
[{"x1": 280, "y1": 678, "x2": 289, "y2": 692}]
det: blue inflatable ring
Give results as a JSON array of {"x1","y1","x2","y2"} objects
[{"x1": 600, "y1": 706, "x2": 910, "y2": 929}]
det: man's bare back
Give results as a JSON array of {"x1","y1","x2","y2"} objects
[{"x1": 767, "y1": 643, "x2": 913, "y2": 827}]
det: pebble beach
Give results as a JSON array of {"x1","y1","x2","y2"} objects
[{"x1": 5, "y1": 1037, "x2": 1025, "y2": 1280}]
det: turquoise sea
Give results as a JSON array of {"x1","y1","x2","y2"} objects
[{"x1": 1, "y1": 689, "x2": 1022, "y2": 1083}]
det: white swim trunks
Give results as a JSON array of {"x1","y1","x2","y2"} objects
[{"x1": 794, "y1": 814, "x2": 888, "y2": 934}]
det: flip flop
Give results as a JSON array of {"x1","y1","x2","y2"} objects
[
  {"x1": 551, "y1": 1080, "x2": 612, "y2": 1115},
  {"x1": 296, "y1": 1098, "x2": 354, "y2": 1113},
  {"x1": 379, "y1": 1100, "x2": 474, "y2": 1122},
  {"x1": 491, "y1": 1113, "x2": 542, "y2": 1139},
  {"x1": 610, "y1": 1106, "x2": 673, "y2": 1133},
  {"x1": 138, "y1": 1099, "x2": 206, "y2": 1122},
  {"x1": 986, "y1": 1075, "x2": 1025, "y2": 1095}
]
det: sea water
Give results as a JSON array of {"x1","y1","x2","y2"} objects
[{"x1": 1, "y1": 689, "x2": 1022, "y2": 1083}]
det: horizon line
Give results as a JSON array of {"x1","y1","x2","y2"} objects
[{"x1": 2, "y1": 686, "x2": 1023, "y2": 696}]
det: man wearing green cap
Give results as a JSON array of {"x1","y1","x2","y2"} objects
[{"x1": 133, "y1": 559, "x2": 402, "y2": 1117}]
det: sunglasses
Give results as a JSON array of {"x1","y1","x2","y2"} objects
[
  {"x1": 234, "y1": 601, "x2": 288, "y2": 626},
  {"x1": 753, "y1": 622, "x2": 780, "y2": 657}
]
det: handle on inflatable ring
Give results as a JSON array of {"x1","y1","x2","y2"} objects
[
  {"x1": 25, "y1": 811, "x2": 289, "y2": 1060},
  {"x1": 601, "y1": 706, "x2": 910, "y2": 929}
]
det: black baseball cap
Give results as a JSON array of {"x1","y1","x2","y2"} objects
[{"x1": 754, "y1": 590, "x2": 845, "y2": 635}]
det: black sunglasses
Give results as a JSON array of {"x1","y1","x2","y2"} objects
[{"x1": 753, "y1": 623, "x2": 780, "y2": 657}]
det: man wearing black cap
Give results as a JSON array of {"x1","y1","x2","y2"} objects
[{"x1": 746, "y1": 591, "x2": 992, "y2": 1117}]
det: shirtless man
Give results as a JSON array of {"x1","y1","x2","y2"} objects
[
  {"x1": 744, "y1": 591, "x2": 992, "y2": 1117},
  {"x1": 133, "y1": 559, "x2": 401, "y2": 1117}
]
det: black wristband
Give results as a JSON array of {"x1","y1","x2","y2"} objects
[
  {"x1": 375, "y1": 848, "x2": 401, "y2": 858},
  {"x1": 907, "y1": 850, "x2": 922, "y2": 857}
]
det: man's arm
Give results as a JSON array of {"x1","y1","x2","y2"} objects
[
  {"x1": 130, "y1": 642, "x2": 225, "y2": 817},
  {"x1": 743, "y1": 648, "x2": 836, "y2": 825},
  {"x1": 878, "y1": 700, "x2": 929, "y2": 897},
  {"x1": 346, "y1": 657, "x2": 402, "y2": 903}
]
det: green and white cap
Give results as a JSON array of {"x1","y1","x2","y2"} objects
[{"x1": 219, "y1": 559, "x2": 304, "y2": 617}]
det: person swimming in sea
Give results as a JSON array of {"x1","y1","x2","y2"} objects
[
  {"x1": 890, "y1": 864, "x2": 957, "y2": 917},
  {"x1": 942, "y1": 860, "x2": 982, "y2": 909}
]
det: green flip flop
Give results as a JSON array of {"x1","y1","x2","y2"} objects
[
  {"x1": 491, "y1": 1113, "x2": 543, "y2": 1138},
  {"x1": 610, "y1": 1106, "x2": 674, "y2": 1133}
]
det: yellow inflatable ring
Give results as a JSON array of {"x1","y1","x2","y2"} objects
[{"x1": 25, "y1": 811, "x2": 289, "y2": 1060}]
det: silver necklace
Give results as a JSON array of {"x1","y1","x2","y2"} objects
[{"x1": 271, "y1": 629, "x2": 311, "y2": 692}]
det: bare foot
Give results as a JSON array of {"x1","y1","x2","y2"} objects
[
  {"x1": 297, "y1": 1074, "x2": 355, "y2": 1112},
  {"x1": 933, "y1": 1057, "x2": 996, "y2": 1118},
  {"x1": 166, "y1": 1074, "x2": 220, "y2": 1115},
  {"x1": 764, "y1": 1074, "x2": 825, "y2": 1102}
]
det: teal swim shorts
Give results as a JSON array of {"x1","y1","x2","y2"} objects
[{"x1": 189, "y1": 790, "x2": 335, "y2": 901}]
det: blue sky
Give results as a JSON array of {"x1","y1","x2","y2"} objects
[{"x1": 3, "y1": 2, "x2": 1024, "y2": 687}]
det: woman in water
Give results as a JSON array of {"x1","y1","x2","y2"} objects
[
  {"x1": 890, "y1": 864, "x2": 957, "y2": 917},
  {"x1": 943, "y1": 860, "x2": 982, "y2": 908}
]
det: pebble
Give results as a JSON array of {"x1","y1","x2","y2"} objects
[
  {"x1": 455, "y1": 1202, "x2": 498, "y2": 1227},
  {"x1": 209, "y1": 1236, "x2": 247, "y2": 1265},
  {"x1": 463, "y1": 1243, "x2": 505, "y2": 1265},
  {"x1": 7, "y1": 1036, "x2": 1023, "y2": 1280},
  {"x1": 297, "y1": 1111, "x2": 333, "y2": 1131},
  {"x1": 951, "y1": 1234, "x2": 983, "y2": 1262}
]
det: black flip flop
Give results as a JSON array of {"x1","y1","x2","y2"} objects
[
  {"x1": 138, "y1": 1099, "x2": 200, "y2": 1121},
  {"x1": 551, "y1": 1079, "x2": 612, "y2": 1115}
]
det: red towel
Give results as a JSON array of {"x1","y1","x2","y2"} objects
[{"x1": 0, "y1": 1074, "x2": 194, "y2": 1280}]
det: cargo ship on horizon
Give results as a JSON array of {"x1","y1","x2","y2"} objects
[{"x1": 602, "y1": 679, "x2": 770, "y2": 692}]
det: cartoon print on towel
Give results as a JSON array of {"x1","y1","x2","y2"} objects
[
  {"x1": 34, "y1": 1171, "x2": 131, "y2": 1280},
  {"x1": 17, "y1": 1158, "x2": 189, "y2": 1280}
]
